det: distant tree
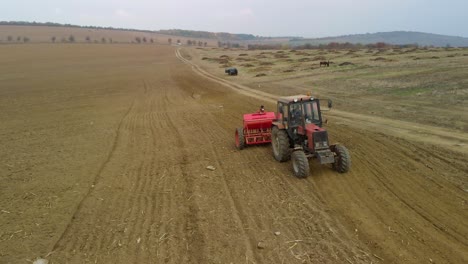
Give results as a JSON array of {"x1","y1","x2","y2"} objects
[
  {"x1": 142, "y1": 37, "x2": 147, "y2": 43},
  {"x1": 135, "y1": 37, "x2": 141, "y2": 43},
  {"x1": 204, "y1": 42, "x2": 207, "y2": 47},
  {"x1": 101, "y1": 37, "x2": 106, "y2": 43},
  {"x1": 150, "y1": 38, "x2": 154, "y2": 43},
  {"x1": 168, "y1": 38, "x2": 172, "y2": 44},
  {"x1": 217, "y1": 41, "x2": 222, "y2": 47},
  {"x1": 327, "y1": 42, "x2": 339, "y2": 49},
  {"x1": 7, "y1": 35, "x2": 13, "y2": 42},
  {"x1": 68, "y1": 35, "x2": 75, "y2": 42},
  {"x1": 17, "y1": 36, "x2": 21, "y2": 42},
  {"x1": 85, "y1": 36, "x2": 91, "y2": 43},
  {"x1": 376, "y1": 42, "x2": 387, "y2": 49},
  {"x1": 23, "y1": 37, "x2": 30, "y2": 43},
  {"x1": 187, "y1": 39, "x2": 192, "y2": 45},
  {"x1": 177, "y1": 39, "x2": 180, "y2": 44}
]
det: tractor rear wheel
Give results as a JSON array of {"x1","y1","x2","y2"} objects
[
  {"x1": 272, "y1": 126, "x2": 290, "y2": 162},
  {"x1": 333, "y1": 144, "x2": 351, "y2": 173},
  {"x1": 235, "y1": 127, "x2": 246, "y2": 150},
  {"x1": 291, "y1": 151, "x2": 309, "y2": 178}
]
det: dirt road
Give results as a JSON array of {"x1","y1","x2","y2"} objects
[{"x1": 1, "y1": 45, "x2": 467, "y2": 263}]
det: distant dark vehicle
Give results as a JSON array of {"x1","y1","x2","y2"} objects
[
  {"x1": 319, "y1": 61, "x2": 330, "y2": 67},
  {"x1": 225, "y1": 67, "x2": 238, "y2": 76}
]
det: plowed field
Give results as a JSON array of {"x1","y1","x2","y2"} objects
[{"x1": 1, "y1": 44, "x2": 467, "y2": 263}]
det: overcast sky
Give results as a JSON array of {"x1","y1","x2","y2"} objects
[{"x1": 2, "y1": 0, "x2": 467, "y2": 38}]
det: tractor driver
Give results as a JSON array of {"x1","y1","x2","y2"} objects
[
  {"x1": 290, "y1": 104, "x2": 302, "y2": 126},
  {"x1": 258, "y1": 105, "x2": 265, "y2": 114}
]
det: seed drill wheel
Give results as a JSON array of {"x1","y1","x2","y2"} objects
[
  {"x1": 272, "y1": 126, "x2": 290, "y2": 162},
  {"x1": 235, "y1": 127, "x2": 246, "y2": 150},
  {"x1": 291, "y1": 150, "x2": 309, "y2": 178},
  {"x1": 333, "y1": 144, "x2": 351, "y2": 173}
]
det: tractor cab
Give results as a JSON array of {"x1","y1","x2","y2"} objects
[
  {"x1": 276, "y1": 95, "x2": 325, "y2": 129},
  {"x1": 274, "y1": 95, "x2": 331, "y2": 150}
]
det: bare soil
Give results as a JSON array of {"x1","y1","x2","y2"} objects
[{"x1": 0, "y1": 44, "x2": 467, "y2": 263}]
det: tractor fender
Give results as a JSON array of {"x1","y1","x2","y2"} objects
[{"x1": 272, "y1": 122, "x2": 286, "y2": 130}]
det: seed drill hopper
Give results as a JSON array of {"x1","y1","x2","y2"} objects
[{"x1": 235, "y1": 106, "x2": 275, "y2": 150}]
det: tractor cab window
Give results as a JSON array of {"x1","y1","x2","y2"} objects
[
  {"x1": 304, "y1": 101, "x2": 321, "y2": 125},
  {"x1": 289, "y1": 103, "x2": 302, "y2": 126},
  {"x1": 278, "y1": 102, "x2": 288, "y2": 122}
]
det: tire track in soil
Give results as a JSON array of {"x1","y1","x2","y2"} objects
[
  {"x1": 40, "y1": 46, "x2": 467, "y2": 263},
  {"x1": 49, "y1": 86, "x2": 138, "y2": 255},
  {"x1": 50, "y1": 86, "x2": 148, "y2": 259},
  {"x1": 320, "y1": 124, "x2": 468, "y2": 263},
  {"x1": 48, "y1": 76, "x2": 199, "y2": 263},
  {"x1": 162, "y1": 73, "x2": 260, "y2": 262},
  {"x1": 170, "y1": 68, "x2": 374, "y2": 263},
  {"x1": 198, "y1": 116, "x2": 369, "y2": 263},
  {"x1": 176, "y1": 50, "x2": 368, "y2": 262},
  {"x1": 176, "y1": 48, "x2": 467, "y2": 263},
  {"x1": 190, "y1": 116, "x2": 258, "y2": 262},
  {"x1": 159, "y1": 88, "x2": 207, "y2": 264}
]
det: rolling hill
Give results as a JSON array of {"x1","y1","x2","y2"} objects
[
  {"x1": 2, "y1": 21, "x2": 468, "y2": 48},
  {"x1": 289, "y1": 31, "x2": 468, "y2": 47}
]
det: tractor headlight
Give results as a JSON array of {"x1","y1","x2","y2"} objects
[{"x1": 315, "y1": 141, "x2": 328, "y2": 149}]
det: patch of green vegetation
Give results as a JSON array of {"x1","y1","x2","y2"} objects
[{"x1": 390, "y1": 86, "x2": 431, "y2": 96}]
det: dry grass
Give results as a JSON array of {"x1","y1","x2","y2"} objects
[{"x1": 191, "y1": 46, "x2": 468, "y2": 132}]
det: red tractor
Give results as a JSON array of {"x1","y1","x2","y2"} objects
[
  {"x1": 235, "y1": 105, "x2": 276, "y2": 149},
  {"x1": 271, "y1": 95, "x2": 351, "y2": 178}
]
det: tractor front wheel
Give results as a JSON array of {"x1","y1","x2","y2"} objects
[
  {"x1": 332, "y1": 144, "x2": 351, "y2": 173},
  {"x1": 235, "y1": 127, "x2": 246, "y2": 150},
  {"x1": 272, "y1": 126, "x2": 290, "y2": 162},
  {"x1": 291, "y1": 151, "x2": 309, "y2": 178}
]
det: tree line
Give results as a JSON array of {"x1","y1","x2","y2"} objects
[
  {"x1": 2, "y1": 35, "x2": 30, "y2": 43},
  {"x1": 167, "y1": 38, "x2": 208, "y2": 47},
  {"x1": 247, "y1": 42, "x2": 421, "y2": 50},
  {"x1": 0, "y1": 21, "x2": 249, "y2": 43}
]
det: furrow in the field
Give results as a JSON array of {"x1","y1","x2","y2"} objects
[
  {"x1": 49, "y1": 97, "x2": 137, "y2": 256},
  {"x1": 51, "y1": 96, "x2": 161, "y2": 259},
  {"x1": 361, "y1": 134, "x2": 466, "y2": 237},
  {"x1": 186, "y1": 93, "x2": 372, "y2": 262},
  {"x1": 81, "y1": 119, "x2": 150, "y2": 253},
  {"x1": 164, "y1": 102, "x2": 207, "y2": 263},
  {"x1": 324, "y1": 124, "x2": 467, "y2": 262},
  {"x1": 191, "y1": 115, "x2": 266, "y2": 261},
  {"x1": 111, "y1": 136, "x2": 163, "y2": 258},
  {"x1": 99, "y1": 113, "x2": 183, "y2": 260},
  {"x1": 212, "y1": 136, "x2": 363, "y2": 262},
  {"x1": 135, "y1": 108, "x2": 160, "y2": 260},
  {"x1": 175, "y1": 56, "x2": 375, "y2": 262}
]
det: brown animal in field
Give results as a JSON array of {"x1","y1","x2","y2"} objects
[{"x1": 320, "y1": 60, "x2": 330, "y2": 67}]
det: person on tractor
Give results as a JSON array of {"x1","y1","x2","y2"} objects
[
  {"x1": 290, "y1": 103, "x2": 302, "y2": 126},
  {"x1": 257, "y1": 105, "x2": 265, "y2": 114}
]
